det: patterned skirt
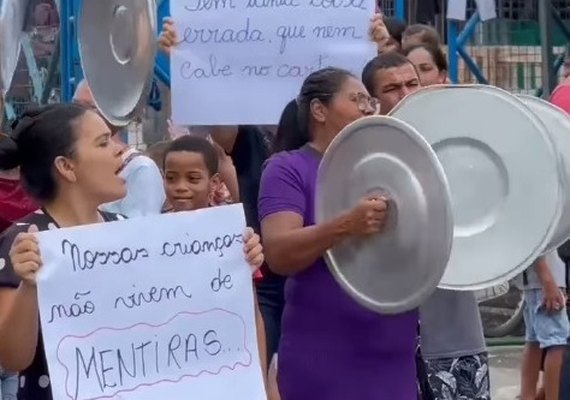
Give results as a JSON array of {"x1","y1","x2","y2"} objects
[{"x1": 424, "y1": 353, "x2": 491, "y2": 400}]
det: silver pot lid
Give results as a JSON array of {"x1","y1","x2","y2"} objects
[
  {"x1": 391, "y1": 85, "x2": 561, "y2": 290},
  {"x1": 78, "y1": 0, "x2": 157, "y2": 127},
  {"x1": 518, "y1": 94, "x2": 570, "y2": 253},
  {"x1": 316, "y1": 116, "x2": 453, "y2": 314},
  {"x1": 0, "y1": 0, "x2": 28, "y2": 94}
]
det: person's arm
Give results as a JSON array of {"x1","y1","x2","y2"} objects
[
  {"x1": 0, "y1": 226, "x2": 41, "y2": 372},
  {"x1": 215, "y1": 145, "x2": 240, "y2": 202},
  {"x1": 267, "y1": 353, "x2": 280, "y2": 400},
  {"x1": 261, "y1": 212, "x2": 351, "y2": 276},
  {"x1": 0, "y1": 285, "x2": 39, "y2": 372},
  {"x1": 258, "y1": 156, "x2": 354, "y2": 276},
  {"x1": 369, "y1": 13, "x2": 390, "y2": 54},
  {"x1": 211, "y1": 126, "x2": 239, "y2": 154},
  {"x1": 253, "y1": 289, "x2": 267, "y2": 384},
  {"x1": 536, "y1": 256, "x2": 556, "y2": 285},
  {"x1": 535, "y1": 254, "x2": 566, "y2": 312},
  {"x1": 220, "y1": 166, "x2": 239, "y2": 203},
  {"x1": 112, "y1": 160, "x2": 166, "y2": 218}
]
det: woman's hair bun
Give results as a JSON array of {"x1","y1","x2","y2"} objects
[
  {"x1": 0, "y1": 132, "x2": 19, "y2": 170},
  {"x1": 0, "y1": 111, "x2": 43, "y2": 171},
  {"x1": 11, "y1": 114, "x2": 37, "y2": 140}
]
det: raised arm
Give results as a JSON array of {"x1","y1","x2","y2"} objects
[{"x1": 369, "y1": 13, "x2": 391, "y2": 54}]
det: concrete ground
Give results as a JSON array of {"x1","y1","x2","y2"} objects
[{"x1": 490, "y1": 346, "x2": 522, "y2": 400}]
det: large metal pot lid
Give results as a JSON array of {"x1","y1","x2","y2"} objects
[
  {"x1": 78, "y1": 0, "x2": 157, "y2": 127},
  {"x1": 316, "y1": 116, "x2": 454, "y2": 314},
  {"x1": 0, "y1": 0, "x2": 28, "y2": 94},
  {"x1": 517, "y1": 95, "x2": 570, "y2": 254},
  {"x1": 391, "y1": 85, "x2": 561, "y2": 290}
]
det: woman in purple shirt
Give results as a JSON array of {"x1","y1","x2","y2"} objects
[{"x1": 258, "y1": 67, "x2": 419, "y2": 400}]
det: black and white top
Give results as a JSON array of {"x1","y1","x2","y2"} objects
[{"x1": 0, "y1": 209, "x2": 124, "y2": 400}]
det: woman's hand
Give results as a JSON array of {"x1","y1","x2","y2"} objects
[
  {"x1": 9, "y1": 225, "x2": 42, "y2": 286},
  {"x1": 369, "y1": 13, "x2": 390, "y2": 50},
  {"x1": 243, "y1": 227, "x2": 264, "y2": 275},
  {"x1": 346, "y1": 196, "x2": 389, "y2": 236},
  {"x1": 159, "y1": 17, "x2": 178, "y2": 54}
]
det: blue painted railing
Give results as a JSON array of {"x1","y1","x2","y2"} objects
[
  {"x1": 447, "y1": 12, "x2": 488, "y2": 84},
  {"x1": 60, "y1": 0, "x2": 83, "y2": 102}
]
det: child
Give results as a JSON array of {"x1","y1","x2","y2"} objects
[
  {"x1": 162, "y1": 136, "x2": 223, "y2": 211},
  {"x1": 520, "y1": 251, "x2": 569, "y2": 400},
  {"x1": 161, "y1": 135, "x2": 268, "y2": 375}
]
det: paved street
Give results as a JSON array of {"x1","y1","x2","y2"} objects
[{"x1": 490, "y1": 346, "x2": 522, "y2": 400}]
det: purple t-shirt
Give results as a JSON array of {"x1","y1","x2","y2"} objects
[{"x1": 258, "y1": 145, "x2": 418, "y2": 400}]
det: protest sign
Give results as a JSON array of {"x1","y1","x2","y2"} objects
[
  {"x1": 170, "y1": 0, "x2": 377, "y2": 125},
  {"x1": 36, "y1": 204, "x2": 265, "y2": 400}
]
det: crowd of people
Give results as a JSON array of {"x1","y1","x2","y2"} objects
[{"x1": 0, "y1": 5, "x2": 568, "y2": 400}]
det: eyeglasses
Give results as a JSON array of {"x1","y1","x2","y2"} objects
[{"x1": 350, "y1": 93, "x2": 380, "y2": 114}]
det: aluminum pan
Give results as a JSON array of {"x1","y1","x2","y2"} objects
[
  {"x1": 517, "y1": 95, "x2": 570, "y2": 254},
  {"x1": 78, "y1": 0, "x2": 157, "y2": 127},
  {"x1": 316, "y1": 116, "x2": 453, "y2": 314},
  {"x1": 0, "y1": 0, "x2": 28, "y2": 93},
  {"x1": 391, "y1": 85, "x2": 561, "y2": 290}
]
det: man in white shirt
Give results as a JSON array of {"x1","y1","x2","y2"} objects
[{"x1": 72, "y1": 80, "x2": 165, "y2": 217}]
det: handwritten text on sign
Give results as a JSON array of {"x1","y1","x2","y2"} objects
[
  {"x1": 170, "y1": 0, "x2": 377, "y2": 125},
  {"x1": 37, "y1": 204, "x2": 265, "y2": 400}
]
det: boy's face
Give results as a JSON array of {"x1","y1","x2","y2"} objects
[{"x1": 164, "y1": 150, "x2": 217, "y2": 212}]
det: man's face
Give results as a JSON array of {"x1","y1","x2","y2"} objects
[{"x1": 371, "y1": 63, "x2": 421, "y2": 115}]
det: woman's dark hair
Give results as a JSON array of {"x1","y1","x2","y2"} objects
[
  {"x1": 383, "y1": 17, "x2": 407, "y2": 46},
  {"x1": 0, "y1": 103, "x2": 89, "y2": 202},
  {"x1": 273, "y1": 67, "x2": 355, "y2": 152},
  {"x1": 403, "y1": 43, "x2": 448, "y2": 73},
  {"x1": 0, "y1": 133, "x2": 19, "y2": 170},
  {"x1": 163, "y1": 135, "x2": 218, "y2": 177},
  {"x1": 272, "y1": 99, "x2": 305, "y2": 153},
  {"x1": 402, "y1": 24, "x2": 441, "y2": 48}
]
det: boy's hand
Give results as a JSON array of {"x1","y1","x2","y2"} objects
[{"x1": 543, "y1": 281, "x2": 566, "y2": 312}]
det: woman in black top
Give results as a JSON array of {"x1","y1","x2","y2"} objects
[{"x1": 0, "y1": 104, "x2": 265, "y2": 400}]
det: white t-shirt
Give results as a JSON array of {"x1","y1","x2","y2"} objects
[{"x1": 101, "y1": 149, "x2": 165, "y2": 218}]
